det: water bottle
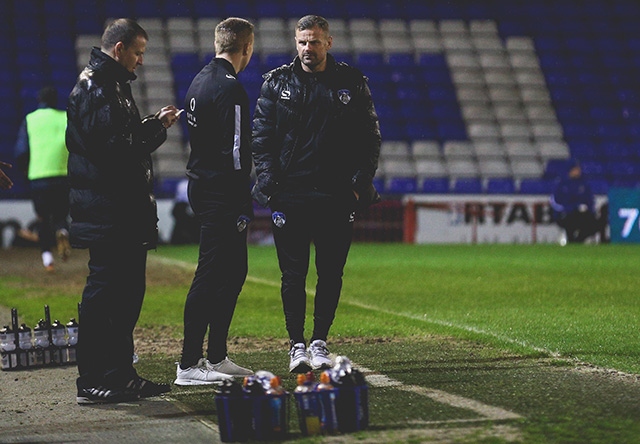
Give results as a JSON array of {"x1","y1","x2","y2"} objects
[
  {"x1": 330, "y1": 356, "x2": 369, "y2": 432},
  {"x1": 33, "y1": 319, "x2": 51, "y2": 366},
  {"x1": 294, "y1": 371, "x2": 321, "y2": 436},
  {"x1": 17, "y1": 323, "x2": 34, "y2": 368},
  {"x1": 0, "y1": 325, "x2": 15, "y2": 352},
  {"x1": 236, "y1": 214, "x2": 251, "y2": 232},
  {"x1": 0, "y1": 325, "x2": 18, "y2": 370},
  {"x1": 66, "y1": 318, "x2": 79, "y2": 363},
  {"x1": 316, "y1": 370, "x2": 339, "y2": 433},
  {"x1": 50, "y1": 320, "x2": 67, "y2": 364},
  {"x1": 215, "y1": 378, "x2": 250, "y2": 442},
  {"x1": 272, "y1": 211, "x2": 286, "y2": 228},
  {"x1": 265, "y1": 375, "x2": 286, "y2": 436}
]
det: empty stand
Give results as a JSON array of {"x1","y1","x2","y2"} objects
[{"x1": 1, "y1": 1, "x2": 639, "y2": 199}]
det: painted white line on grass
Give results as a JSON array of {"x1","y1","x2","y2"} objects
[
  {"x1": 357, "y1": 364, "x2": 522, "y2": 421},
  {"x1": 344, "y1": 299, "x2": 560, "y2": 358}
]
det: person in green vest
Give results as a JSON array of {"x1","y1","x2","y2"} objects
[{"x1": 14, "y1": 86, "x2": 71, "y2": 271}]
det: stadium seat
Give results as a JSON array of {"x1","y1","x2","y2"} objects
[
  {"x1": 421, "y1": 177, "x2": 450, "y2": 193},
  {"x1": 519, "y1": 178, "x2": 555, "y2": 195},
  {"x1": 452, "y1": 177, "x2": 483, "y2": 194},
  {"x1": 386, "y1": 177, "x2": 418, "y2": 194},
  {"x1": 486, "y1": 177, "x2": 516, "y2": 194}
]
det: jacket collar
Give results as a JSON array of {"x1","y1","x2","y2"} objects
[
  {"x1": 293, "y1": 52, "x2": 337, "y2": 76},
  {"x1": 210, "y1": 57, "x2": 237, "y2": 77},
  {"x1": 88, "y1": 47, "x2": 137, "y2": 83}
]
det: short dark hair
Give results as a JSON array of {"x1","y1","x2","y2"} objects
[
  {"x1": 214, "y1": 17, "x2": 254, "y2": 54},
  {"x1": 37, "y1": 86, "x2": 57, "y2": 107},
  {"x1": 101, "y1": 18, "x2": 148, "y2": 50},
  {"x1": 296, "y1": 15, "x2": 329, "y2": 33}
]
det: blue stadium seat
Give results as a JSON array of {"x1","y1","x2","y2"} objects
[
  {"x1": 588, "y1": 179, "x2": 609, "y2": 195},
  {"x1": 263, "y1": 53, "x2": 292, "y2": 68},
  {"x1": 192, "y1": 0, "x2": 224, "y2": 16},
  {"x1": 580, "y1": 160, "x2": 607, "y2": 180},
  {"x1": 421, "y1": 177, "x2": 450, "y2": 194},
  {"x1": 606, "y1": 161, "x2": 640, "y2": 184},
  {"x1": 519, "y1": 178, "x2": 555, "y2": 195},
  {"x1": 486, "y1": 178, "x2": 516, "y2": 194},
  {"x1": 544, "y1": 159, "x2": 576, "y2": 180},
  {"x1": 386, "y1": 177, "x2": 418, "y2": 194},
  {"x1": 452, "y1": 178, "x2": 483, "y2": 194},
  {"x1": 601, "y1": 142, "x2": 637, "y2": 161},
  {"x1": 570, "y1": 141, "x2": 602, "y2": 161}
]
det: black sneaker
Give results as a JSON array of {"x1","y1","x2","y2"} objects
[
  {"x1": 136, "y1": 377, "x2": 171, "y2": 398},
  {"x1": 77, "y1": 385, "x2": 139, "y2": 405}
]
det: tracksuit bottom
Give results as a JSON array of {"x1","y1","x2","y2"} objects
[
  {"x1": 271, "y1": 196, "x2": 355, "y2": 345},
  {"x1": 30, "y1": 177, "x2": 69, "y2": 253},
  {"x1": 179, "y1": 180, "x2": 250, "y2": 368},
  {"x1": 76, "y1": 243, "x2": 147, "y2": 390}
]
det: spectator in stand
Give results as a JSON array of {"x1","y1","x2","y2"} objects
[{"x1": 550, "y1": 160, "x2": 601, "y2": 244}]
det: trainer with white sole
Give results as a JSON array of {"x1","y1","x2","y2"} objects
[{"x1": 174, "y1": 358, "x2": 234, "y2": 386}]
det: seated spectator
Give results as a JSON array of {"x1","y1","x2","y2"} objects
[{"x1": 550, "y1": 160, "x2": 601, "y2": 244}]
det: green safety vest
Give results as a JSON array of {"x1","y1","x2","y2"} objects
[{"x1": 25, "y1": 108, "x2": 68, "y2": 180}]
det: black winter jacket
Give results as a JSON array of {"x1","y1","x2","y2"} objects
[
  {"x1": 251, "y1": 54, "x2": 381, "y2": 207},
  {"x1": 66, "y1": 47, "x2": 167, "y2": 249}
]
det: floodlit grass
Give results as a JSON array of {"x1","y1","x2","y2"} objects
[
  {"x1": 2, "y1": 243, "x2": 640, "y2": 373},
  {"x1": 3, "y1": 243, "x2": 640, "y2": 442},
  {"x1": 146, "y1": 243, "x2": 640, "y2": 374}
]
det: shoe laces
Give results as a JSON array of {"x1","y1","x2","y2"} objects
[
  {"x1": 289, "y1": 343, "x2": 307, "y2": 360},
  {"x1": 310, "y1": 341, "x2": 329, "y2": 358}
]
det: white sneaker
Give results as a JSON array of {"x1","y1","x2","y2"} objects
[
  {"x1": 309, "y1": 339, "x2": 332, "y2": 370},
  {"x1": 289, "y1": 342, "x2": 312, "y2": 373},
  {"x1": 174, "y1": 358, "x2": 233, "y2": 386},
  {"x1": 206, "y1": 357, "x2": 253, "y2": 377}
]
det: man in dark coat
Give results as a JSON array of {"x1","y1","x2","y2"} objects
[
  {"x1": 252, "y1": 15, "x2": 381, "y2": 373},
  {"x1": 66, "y1": 18, "x2": 181, "y2": 404}
]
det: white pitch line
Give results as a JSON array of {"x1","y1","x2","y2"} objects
[
  {"x1": 343, "y1": 299, "x2": 560, "y2": 357},
  {"x1": 356, "y1": 365, "x2": 522, "y2": 420}
]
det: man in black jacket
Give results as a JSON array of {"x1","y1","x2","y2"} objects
[
  {"x1": 174, "y1": 17, "x2": 255, "y2": 386},
  {"x1": 252, "y1": 15, "x2": 381, "y2": 373},
  {"x1": 66, "y1": 18, "x2": 181, "y2": 404}
]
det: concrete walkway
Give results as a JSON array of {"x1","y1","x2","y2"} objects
[{"x1": 0, "y1": 364, "x2": 221, "y2": 443}]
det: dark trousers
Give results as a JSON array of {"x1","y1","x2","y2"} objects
[
  {"x1": 76, "y1": 243, "x2": 147, "y2": 389},
  {"x1": 558, "y1": 210, "x2": 600, "y2": 243},
  {"x1": 30, "y1": 179, "x2": 69, "y2": 253},
  {"x1": 180, "y1": 181, "x2": 249, "y2": 367},
  {"x1": 272, "y1": 198, "x2": 354, "y2": 345}
]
